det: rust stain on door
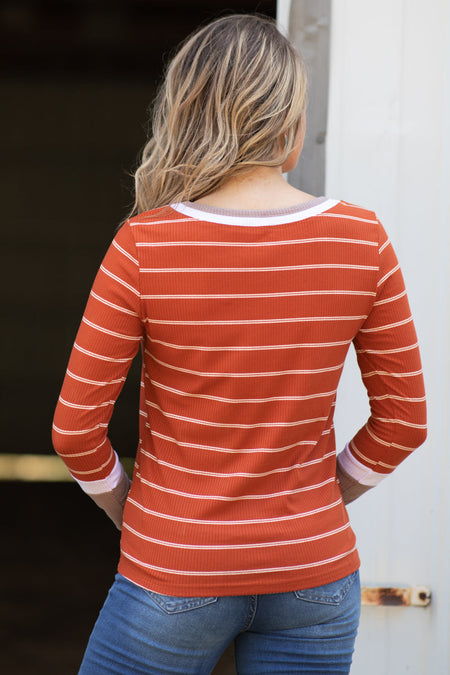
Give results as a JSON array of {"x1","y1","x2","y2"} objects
[{"x1": 361, "y1": 586, "x2": 431, "y2": 607}]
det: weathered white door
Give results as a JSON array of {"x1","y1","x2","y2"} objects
[{"x1": 279, "y1": 1, "x2": 450, "y2": 673}]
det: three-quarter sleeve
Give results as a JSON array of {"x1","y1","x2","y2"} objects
[
  {"x1": 52, "y1": 222, "x2": 144, "y2": 487},
  {"x1": 342, "y1": 222, "x2": 427, "y2": 485}
]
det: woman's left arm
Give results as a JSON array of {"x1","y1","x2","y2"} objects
[{"x1": 337, "y1": 221, "x2": 427, "y2": 504}]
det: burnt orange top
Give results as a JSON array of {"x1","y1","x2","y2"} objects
[{"x1": 52, "y1": 198, "x2": 426, "y2": 596}]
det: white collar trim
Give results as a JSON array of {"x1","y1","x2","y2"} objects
[{"x1": 170, "y1": 199, "x2": 340, "y2": 226}]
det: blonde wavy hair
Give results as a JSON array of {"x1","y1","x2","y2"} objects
[{"x1": 131, "y1": 14, "x2": 307, "y2": 214}]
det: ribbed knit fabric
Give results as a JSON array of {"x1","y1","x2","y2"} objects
[{"x1": 52, "y1": 198, "x2": 427, "y2": 596}]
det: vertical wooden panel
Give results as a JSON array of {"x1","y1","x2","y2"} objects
[{"x1": 286, "y1": 0, "x2": 331, "y2": 197}]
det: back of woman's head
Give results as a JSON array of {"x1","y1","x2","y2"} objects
[{"x1": 133, "y1": 14, "x2": 307, "y2": 213}]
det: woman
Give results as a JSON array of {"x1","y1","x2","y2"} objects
[{"x1": 52, "y1": 14, "x2": 427, "y2": 674}]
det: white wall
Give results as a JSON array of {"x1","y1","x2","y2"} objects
[{"x1": 279, "y1": 1, "x2": 450, "y2": 672}]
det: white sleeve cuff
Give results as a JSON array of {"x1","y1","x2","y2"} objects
[
  {"x1": 338, "y1": 444, "x2": 387, "y2": 487},
  {"x1": 72, "y1": 450, "x2": 125, "y2": 495}
]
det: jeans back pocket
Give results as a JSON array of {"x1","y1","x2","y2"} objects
[
  {"x1": 146, "y1": 591, "x2": 218, "y2": 614},
  {"x1": 294, "y1": 571, "x2": 359, "y2": 606}
]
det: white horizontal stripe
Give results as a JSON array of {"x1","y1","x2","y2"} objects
[
  {"x1": 52, "y1": 422, "x2": 108, "y2": 436},
  {"x1": 149, "y1": 377, "x2": 336, "y2": 404},
  {"x1": 120, "y1": 546, "x2": 357, "y2": 577},
  {"x1": 149, "y1": 337, "x2": 351, "y2": 352},
  {"x1": 123, "y1": 521, "x2": 350, "y2": 550},
  {"x1": 100, "y1": 264, "x2": 140, "y2": 296},
  {"x1": 349, "y1": 441, "x2": 387, "y2": 468},
  {"x1": 74, "y1": 342, "x2": 134, "y2": 363},
  {"x1": 324, "y1": 213, "x2": 378, "y2": 224},
  {"x1": 337, "y1": 444, "x2": 386, "y2": 486},
  {"x1": 372, "y1": 289, "x2": 407, "y2": 306},
  {"x1": 149, "y1": 428, "x2": 318, "y2": 455},
  {"x1": 141, "y1": 263, "x2": 378, "y2": 273},
  {"x1": 171, "y1": 199, "x2": 340, "y2": 226},
  {"x1": 129, "y1": 217, "x2": 194, "y2": 226},
  {"x1": 138, "y1": 473, "x2": 335, "y2": 502},
  {"x1": 140, "y1": 448, "x2": 336, "y2": 479},
  {"x1": 145, "y1": 316, "x2": 366, "y2": 327},
  {"x1": 339, "y1": 200, "x2": 359, "y2": 208},
  {"x1": 66, "y1": 368, "x2": 126, "y2": 386},
  {"x1": 145, "y1": 400, "x2": 328, "y2": 429},
  {"x1": 147, "y1": 351, "x2": 344, "y2": 377},
  {"x1": 56, "y1": 439, "x2": 108, "y2": 458},
  {"x1": 377, "y1": 263, "x2": 400, "y2": 287},
  {"x1": 90, "y1": 290, "x2": 140, "y2": 317},
  {"x1": 82, "y1": 317, "x2": 142, "y2": 341},
  {"x1": 75, "y1": 451, "x2": 124, "y2": 493},
  {"x1": 359, "y1": 316, "x2": 413, "y2": 333},
  {"x1": 144, "y1": 380, "x2": 337, "y2": 410},
  {"x1": 378, "y1": 238, "x2": 391, "y2": 254},
  {"x1": 362, "y1": 426, "x2": 415, "y2": 454},
  {"x1": 58, "y1": 395, "x2": 113, "y2": 410},
  {"x1": 127, "y1": 495, "x2": 342, "y2": 526},
  {"x1": 71, "y1": 453, "x2": 116, "y2": 478},
  {"x1": 142, "y1": 290, "x2": 376, "y2": 300},
  {"x1": 136, "y1": 237, "x2": 377, "y2": 249},
  {"x1": 356, "y1": 342, "x2": 418, "y2": 355},
  {"x1": 369, "y1": 394, "x2": 426, "y2": 402},
  {"x1": 372, "y1": 417, "x2": 427, "y2": 429},
  {"x1": 362, "y1": 368, "x2": 422, "y2": 379},
  {"x1": 112, "y1": 239, "x2": 139, "y2": 265}
]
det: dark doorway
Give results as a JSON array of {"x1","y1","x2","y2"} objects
[{"x1": 1, "y1": 3, "x2": 276, "y2": 673}]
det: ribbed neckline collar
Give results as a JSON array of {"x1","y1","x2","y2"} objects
[{"x1": 170, "y1": 197, "x2": 339, "y2": 226}]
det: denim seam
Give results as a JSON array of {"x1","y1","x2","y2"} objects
[
  {"x1": 293, "y1": 571, "x2": 357, "y2": 605},
  {"x1": 145, "y1": 591, "x2": 218, "y2": 614},
  {"x1": 240, "y1": 595, "x2": 258, "y2": 632}
]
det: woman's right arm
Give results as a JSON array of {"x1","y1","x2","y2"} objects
[{"x1": 52, "y1": 221, "x2": 144, "y2": 528}]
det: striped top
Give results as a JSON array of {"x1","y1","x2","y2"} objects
[{"x1": 52, "y1": 197, "x2": 427, "y2": 597}]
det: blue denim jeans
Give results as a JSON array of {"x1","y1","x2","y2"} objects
[{"x1": 78, "y1": 571, "x2": 361, "y2": 674}]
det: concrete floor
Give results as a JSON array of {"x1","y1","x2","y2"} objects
[{"x1": 0, "y1": 482, "x2": 235, "y2": 674}]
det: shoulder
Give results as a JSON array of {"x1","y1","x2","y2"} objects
[
  {"x1": 323, "y1": 199, "x2": 385, "y2": 243},
  {"x1": 127, "y1": 205, "x2": 179, "y2": 227},
  {"x1": 328, "y1": 199, "x2": 378, "y2": 223}
]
